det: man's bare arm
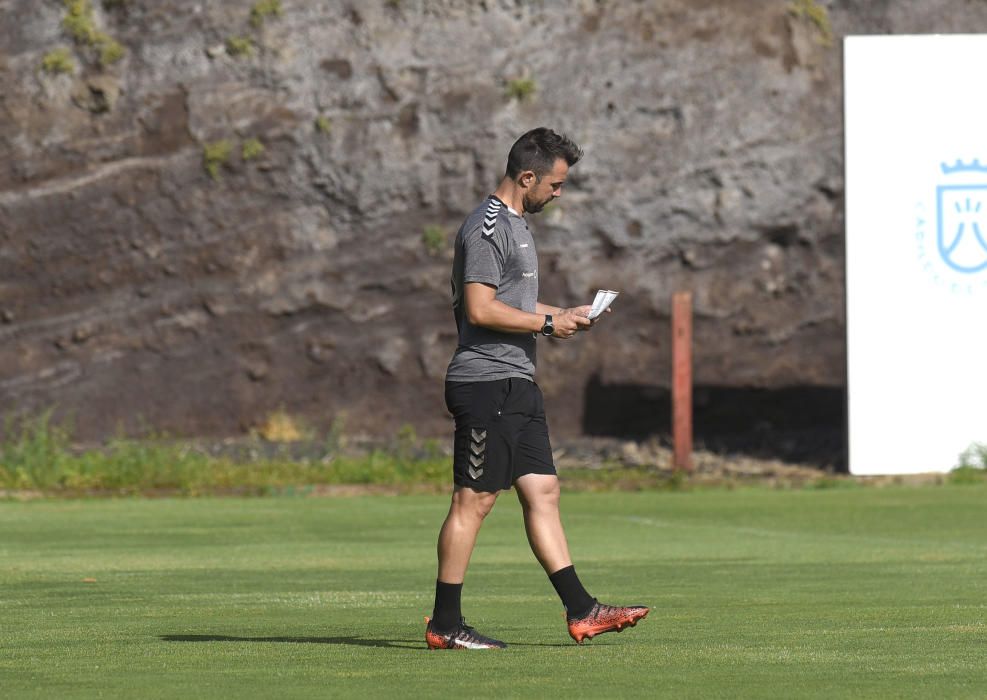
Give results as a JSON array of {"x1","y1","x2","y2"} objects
[{"x1": 465, "y1": 283, "x2": 590, "y2": 338}]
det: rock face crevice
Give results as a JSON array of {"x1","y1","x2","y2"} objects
[{"x1": 2, "y1": 1, "x2": 982, "y2": 448}]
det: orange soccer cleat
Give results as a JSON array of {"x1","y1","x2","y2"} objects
[
  {"x1": 425, "y1": 616, "x2": 507, "y2": 650},
  {"x1": 566, "y1": 600, "x2": 650, "y2": 644}
]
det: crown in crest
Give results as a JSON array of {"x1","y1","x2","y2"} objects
[{"x1": 940, "y1": 159, "x2": 987, "y2": 175}]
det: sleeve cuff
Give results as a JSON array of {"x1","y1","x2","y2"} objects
[{"x1": 463, "y1": 275, "x2": 500, "y2": 286}]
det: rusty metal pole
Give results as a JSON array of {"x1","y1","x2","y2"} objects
[{"x1": 672, "y1": 292, "x2": 693, "y2": 472}]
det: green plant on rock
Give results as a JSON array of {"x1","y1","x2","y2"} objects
[
  {"x1": 250, "y1": 0, "x2": 283, "y2": 28},
  {"x1": 506, "y1": 77, "x2": 536, "y2": 102},
  {"x1": 202, "y1": 140, "x2": 232, "y2": 180},
  {"x1": 788, "y1": 0, "x2": 833, "y2": 47},
  {"x1": 61, "y1": 0, "x2": 126, "y2": 67},
  {"x1": 323, "y1": 412, "x2": 348, "y2": 452},
  {"x1": 395, "y1": 423, "x2": 417, "y2": 448},
  {"x1": 98, "y1": 37, "x2": 125, "y2": 65},
  {"x1": 315, "y1": 115, "x2": 332, "y2": 136},
  {"x1": 41, "y1": 47, "x2": 75, "y2": 74},
  {"x1": 422, "y1": 225, "x2": 447, "y2": 256},
  {"x1": 242, "y1": 137, "x2": 265, "y2": 161},
  {"x1": 63, "y1": 0, "x2": 97, "y2": 43},
  {"x1": 226, "y1": 36, "x2": 254, "y2": 57}
]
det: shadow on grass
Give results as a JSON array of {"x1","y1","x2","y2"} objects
[
  {"x1": 160, "y1": 634, "x2": 570, "y2": 649},
  {"x1": 161, "y1": 634, "x2": 419, "y2": 649}
]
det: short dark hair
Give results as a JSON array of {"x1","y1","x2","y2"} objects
[{"x1": 505, "y1": 127, "x2": 583, "y2": 180}]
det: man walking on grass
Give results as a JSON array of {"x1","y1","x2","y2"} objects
[{"x1": 425, "y1": 127, "x2": 649, "y2": 649}]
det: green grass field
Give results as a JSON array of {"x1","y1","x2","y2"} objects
[{"x1": 2, "y1": 485, "x2": 986, "y2": 698}]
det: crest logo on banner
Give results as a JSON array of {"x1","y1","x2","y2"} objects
[{"x1": 915, "y1": 160, "x2": 987, "y2": 294}]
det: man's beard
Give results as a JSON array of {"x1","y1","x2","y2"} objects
[{"x1": 524, "y1": 193, "x2": 551, "y2": 214}]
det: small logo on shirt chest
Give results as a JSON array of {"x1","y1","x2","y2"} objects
[{"x1": 522, "y1": 272, "x2": 536, "y2": 278}]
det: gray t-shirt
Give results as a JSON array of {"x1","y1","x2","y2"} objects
[{"x1": 446, "y1": 195, "x2": 539, "y2": 382}]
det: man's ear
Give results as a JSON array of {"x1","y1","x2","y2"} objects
[{"x1": 518, "y1": 170, "x2": 536, "y2": 189}]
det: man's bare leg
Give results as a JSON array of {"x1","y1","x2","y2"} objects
[
  {"x1": 428, "y1": 485, "x2": 500, "y2": 642},
  {"x1": 436, "y1": 485, "x2": 499, "y2": 582},
  {"x1": 514, "y1": 473, "x2": 572, "y2": 573},
  {"x1": 515, "y1": 473, "x2": 593, "y2": 615},
  {"x1": 514, "y1": 472, "x2": 649, "y2": 642},
  {"x1": 430, "y1": 475, "x2": 649, "y2": 646}
]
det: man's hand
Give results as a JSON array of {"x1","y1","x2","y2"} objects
[
  {"x1": 560, "y1": 304, "x2": 611, "y2": 328},
  {"x1": 553, "y1": 307, "x2": 592, "y2": 339}
]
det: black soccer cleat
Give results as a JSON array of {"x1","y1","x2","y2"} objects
[{"x1": 425, "y1": 616, "x2": 507, "y2": 650}]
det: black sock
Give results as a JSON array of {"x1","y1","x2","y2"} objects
[
  {"x1": 431, "y1": 580, "x2": 463, "y2": 633},
  {"x1": 549, "y1": 565, "x2": 595, "y2": 618}
]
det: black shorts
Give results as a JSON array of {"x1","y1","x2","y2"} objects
[{"x1": 445, "y1": 378, "x2": 556, "y2": 493}]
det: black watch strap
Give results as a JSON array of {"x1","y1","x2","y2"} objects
[{"x1": 541, "y1": 314, "x2": 554, "y2": 336}]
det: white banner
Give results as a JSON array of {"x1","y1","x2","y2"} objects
[{"x1": 845, "y1": 35, "x2": 987, "y2": 475}]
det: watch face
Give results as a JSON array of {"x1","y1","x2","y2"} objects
[{"x1": 541, "y1": 314, "x2": 554, "y2": 336}]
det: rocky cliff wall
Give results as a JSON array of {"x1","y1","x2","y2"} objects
[{"x1": 2, "y1": 0, "x2": 984, "y2": 453}]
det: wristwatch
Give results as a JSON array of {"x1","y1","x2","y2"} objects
[{"x1": 540, "y1": 314, "x2": 554, "y2": 337}]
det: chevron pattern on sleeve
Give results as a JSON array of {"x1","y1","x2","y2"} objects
[{"x1": 481, "y1": 199, "x2": 502, "y2": 238}]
